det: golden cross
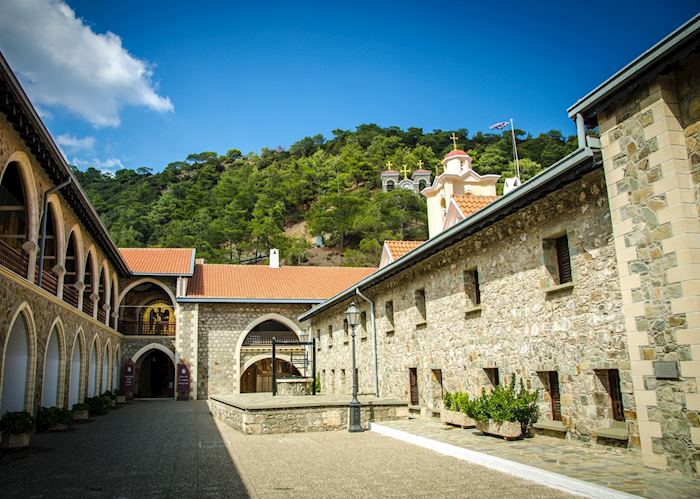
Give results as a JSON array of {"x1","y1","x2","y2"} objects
[
  {"x1": 416, "y1": 160, "x2": 424, "y2": 169},
  {"x1": 400, "y1": 164, "x2": 411, "y2": 179},
  {"x1": 450, "y1": 133, "x2": 459, "y2": 150},
  {"x1": 385, "y1": 160, "x2": 393, "y2": 169}
]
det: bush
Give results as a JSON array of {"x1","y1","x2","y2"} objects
[
  {"x1": 0, "y1": 411, "x2": 35, "y2": 434},
  {"x1": 465, "y1": 375, "x2": 539, "y2": 432},
  {"x1": 37, "y1": 406, "x2": 73, "y2": 431},
  {"x1": 443, "y1": 391, "x2": 474, "y2": 414},
  {"x1": 102, "y1": 390, "x2": 116, "y2": 400},
  {"x1": 86, "y1": 396, "x2": 109, "y2": 415},
  {"x1": 314, "y1": 374, "x2": 321, "y2": 393},
  {"x1": 72, "y1": 403, "x2": 88, "y2": 411}
]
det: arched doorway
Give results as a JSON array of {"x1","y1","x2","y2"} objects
[
  {"x1": 101, "y1": 344, "x2": 110, "y2": 391},
  {"x1": 69, "y1": 335, "x2": 83, "y2": 407},
  {"x1": 87, "y1": 340, "x2": 97, "y2": 397},
  {"x1": 240, "y1": 358, "x2": 301, "y2": 393},
  {"x1": 135, "y1": 349, "x2": 174, "y2": 398},
  {"x1": 42, "y1": 325, "x2": 61, "y2": 407},
  {"x1": 1, "y1": 312, "x2": 30, "y2": 413}
]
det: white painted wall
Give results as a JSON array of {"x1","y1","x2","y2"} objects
[
  {"x1": 112, "y1": 351, "x2": 120, "y2": 391},
  {"x1": 87, "y1": 343, "x2": 97, "y2": 397},
  {"x1": 1, "y1": 314, "x2": 29, "y2": 413},
  {"x1": 69, "y1": 341, "x2": 81, "y2": 407},
  {"x1": 101, "y1": 348, "x2": 109, "y2": 391},
  {"x1": 42, "y1": 328, "x2": 60, "y2": 407}
]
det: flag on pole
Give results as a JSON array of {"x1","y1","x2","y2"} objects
[{"x1": 489, "y1": 121, "x2": 509, "y2": 130}]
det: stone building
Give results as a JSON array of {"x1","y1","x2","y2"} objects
[
  {"x1": 300, "y1": 17, "x2": 700, "y2": 475},
  {"x1": 1, "y1": 14, "x2": 699, "y2": 478}
]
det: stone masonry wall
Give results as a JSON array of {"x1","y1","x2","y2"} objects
[
  {"x1": 307, "y1": 169, "x2": 635, "y2": 448},
  {"x1": 598, "y1": 57, "x2": 700, "y2": 474},
  {"x1": 195, "y1": 303, "x2": 310, "y2": 399}
]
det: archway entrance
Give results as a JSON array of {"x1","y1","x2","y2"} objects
[
  {"x1": 240, "y1": 358, "x2": 300, "y2": 393},
  {"x1": 1, "y1": 312, "x2": 30, "y2": 413},
  {"x1": 135, "y1": 349, "x2": 174, "y2": 398}
]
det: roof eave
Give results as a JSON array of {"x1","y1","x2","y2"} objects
[
  {"x1": 298, "y1": 146, "x2": 601, "y2": 322},
  {"x1": 178, "y1": 297, "x2": 324, "y2": 304},
  {"x1": 567, "y1": 13, "x2": 700, "y2": 119}
]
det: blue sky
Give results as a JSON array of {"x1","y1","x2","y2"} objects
[{"x1": 1, "y1": 1, "x2": 698, "y2": 172}]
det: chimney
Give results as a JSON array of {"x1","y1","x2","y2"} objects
[{"x1": 269, "y1": 248, "x2": 280, "y2": 269}]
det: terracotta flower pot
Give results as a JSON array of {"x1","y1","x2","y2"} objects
[
  {"x1": 73, "y1": 409, "x2": 89, "y2": 421},
  {"x1": 1, "y1": 432, "x2": 31, "y2": 448},
  {"x1": 476, "y1": 420, "x2": 522, "y2": 440},
  {"x1": 440, "y1": 409, "x2": 476, "y2": 428}
]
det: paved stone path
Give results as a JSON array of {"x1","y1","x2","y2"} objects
[
  {"x1": 0, "y1": 400, "x2": 572, "y2": 498},
  {"x1": 378, "y1": 418, "x2": 700, "y2": 499}
]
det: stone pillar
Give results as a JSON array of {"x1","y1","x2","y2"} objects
[
  {"x1": 599, "y1": 74, "x2": 700, "y2": 474},
  {"x1": 175, "y1": 303, "x2": 199, "y2": 400},
  {"x1": 102, "y1": 303, "x2": 111, "y2": 326},
  {"x1": 53, "y1": 264, "x2": 66, "y2": 299},
  {"x1": 75, "y1": 281, "x2": 85, "y2": 310},
  {"x1": 90, "y1": 292, "x2": 99, "y2": 320},
  {"x1": 112, "y1": 311, "x2": 119, "y2": 331},
  {"x1": 22, "y1": 240, "x2": 38, "y2": 283}
]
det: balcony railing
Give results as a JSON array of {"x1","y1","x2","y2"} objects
[
  {"x1": 83, "y1": 299, "x2": 93, "y2": 317},
  {"x1": 63, "y1": 284, "x2": 79, "y2": 307},
  {"x1": 35, "y1": 266, "x2": 58, "y2": 295},
  {"x1": 0, "y1": 239, "x2": 28, "y2": 277},
  {"x1": 118, "y1": 321, "x2": 176, "y2": 336},
  {"x1": 97, "y1": 308, "x2": 107, "y2": 324},
  {"x1": 243, "y1": 330, "x2": 299, "y2": 346}
]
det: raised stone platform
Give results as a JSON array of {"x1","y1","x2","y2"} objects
[{"x1": 209, "y1": 393, "x2": 408, "y2": 434}]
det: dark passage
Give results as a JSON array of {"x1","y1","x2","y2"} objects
[{"x1": 136, "y1": 349, "x2": 174, "y2": 398}]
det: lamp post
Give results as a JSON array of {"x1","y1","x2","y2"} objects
[{"x1": 346, "y1": 302, "x2": 362, "y2": 432}]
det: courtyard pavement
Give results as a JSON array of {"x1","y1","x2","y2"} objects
[
  {"x1": 0, "y1": 400, "x2": 572, "y2": 498},
  {"x1": 377, "y1": 418, "x2": 700, "y2": 499}
]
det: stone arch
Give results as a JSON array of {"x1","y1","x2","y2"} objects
[
  {"x1": 42, "y1": 317, "x2": 67, "y2": 408},
  {"x1": 68, "y1": 328, "x2": 86, "y2": 407},
  {"x1": 101, "y1": 339, "x2": 112, "y2": 391},
  {"x1": 234, "y1": 313, "x2": 302, "y2": 393},
  {"x1": 112, "y1": 344, "x2": 121, "y2": 390},
  {"x1": 1, "y1": 151, "x2": 39, "y2": 246},
  {"x1": 118, "y1": 278, "x2": 176, "y2": 308},
  {"x1": 96, "y1": 260, "x2": 111, "y2": 324},
  {"x1": 111, "y1": 272, "x2": 119, "y2": 328},
  {"x1": 66, "y1": 224, "x2": 85, "y2": 283},
  {"x1": 132, "y1": 343, "x2": 176, "y2": 365},
  {"x1": 241, "y1": 353, "x2": 293, "y2": 374},
  {"x1": 84, "y1": 245, "x2": 98, "y2": 291},
  {"x1": 0, "y1": 302, "x2": 38, "y2": 414},
  {"x1": 87, "y1": 335, "x2": 100, "y2": 397},
  {"x1": 45, "y1": 194, "x2": 66, "y2": 268}
]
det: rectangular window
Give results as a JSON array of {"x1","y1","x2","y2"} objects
[
  {"x1": 343, "y1": 319, "x2": 349, "y2": 343},
  {"x1": 360, "y1": 311, "x2": 367, "y2": 338},
  {"x1": 547, "y1": 371, "x2": 562, "y2": 421},
  {"x1": 607, "y1": 370, "x2": 624, "y2": 422},
  {"x1": 464, "y1": 269, "x2": 481, "y2": 306},
  {"x1": 385, "y1": 300, "x2": 394, "y2": 328},
  {"x1": 327, "y1": 324, "x2": 333, "y2": 346},
  {"x1": 341, "y1": 369, "x2": 346, "y2": 391},
  {"x1": 555, "y1": 235, "x2": 572, "y2": 284},
  {"x1": 415, "y1": 288, "x2": 426, "y2": 322},
  {"x1": 408, "y1": 368, "x2": 419, "y2": 405},
  {"x1": 484, "y1": 367, "x2": 499, "y2": 387}
]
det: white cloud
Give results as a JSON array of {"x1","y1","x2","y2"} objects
[
  {"x1": 56, "y1": 133, "x2": 95, "y2": 151},
  {"x1": 71, "y1": 156, "x2": 125, "y2": 174},
  {"x1": 0, "y1": 0, "x2": 173, "y2": 127}
]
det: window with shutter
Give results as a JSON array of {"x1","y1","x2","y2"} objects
[
  {"x1": 608, "y1": 370, "x2": 624, "y2": 421},
  {"x1": 548, "y1": 371, "x2": 562, "y2": 421},
  {"x1": 408, "y1": 368, "x2": 419, "y2": 405},
  {"x1": 555, "y1": 235, "x2": 572, "y2": 284}
]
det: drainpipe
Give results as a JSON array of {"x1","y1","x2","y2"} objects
[
  {"x1": 37, "y1": 178, "x2": 72, "y2": 288},
  {"x1": 575, "y1": 113, "x2": 586, "y2": 149},
  {"x1": 355, "y1": 288, "x2": 379, "y2": 397}
]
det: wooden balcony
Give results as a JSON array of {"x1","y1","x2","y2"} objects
[
  {"x1": 63, "y1": 284, "x2": 79, "y2": 307},
  {"x1": 35, "y1": 266, "x2": 58, "y2": 295},
  {"x1": 243, "y1": 330, "x2": 299, "y2": 346},
  {"x1": 118, "y1": 321, "x2": 176, "y2": 336},
  {"x1": 0, "y1": 239, "x2": 28, "y2": 277},
  {"x1": 97, "y1": 308, "x2": 107, "y2": 324},
  {"x1": 83, "y1": 299, "x2": 93, "y2": 317}
]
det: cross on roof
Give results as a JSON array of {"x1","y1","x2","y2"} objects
[
  {"x1": 385, "y1": 160, "x2": 393, "y2": 169},
  {"x1": 400, "y1": 164, "x2": 411, "y2": 179},
  {"x1": 416, "y1": 160, "x2": 424, "y2": 169},
  {"x1": 450, "y1": 133, "x2": 459, "y2": 150}
]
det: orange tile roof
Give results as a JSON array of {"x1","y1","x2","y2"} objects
[
  {"x1": 453, "y1": 193, "x2": 500, "y2": 218},
  {"x1": 119, "y1": 248, "x2": 195, "y2": 275},
  {"x1": 384, "y1": 240, "x2": 425, "y2": 260},
  {"x1": 186, "y1": 264, "x2": 377, "y2": 301}
]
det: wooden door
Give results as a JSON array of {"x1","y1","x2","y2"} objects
[{"x1": 408, "y1": 368, "x2": 419, "y2": 405}]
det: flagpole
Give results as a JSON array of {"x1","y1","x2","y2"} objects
[{"x1": 510, "y1": 118, "x2": 520, "y2": 182}]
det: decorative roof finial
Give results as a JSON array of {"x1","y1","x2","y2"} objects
[
  {"x1": 416, "y1": 160, "x2": 424, "y2": 169},
  {"x1": 450, "y1": 132, "x2": 459, "y2": 150},
  {"x1": 385, "y1": 160, "x2": 393, "y2": 169},
  {"x1": 400, "y1": 164, "x2": 411, "y2": 180}
]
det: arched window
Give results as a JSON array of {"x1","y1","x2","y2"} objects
[
  {"x1": 386, "y1": 180, "x2": 395, "y2": 192},
  {"x1": 83, "y1": 252, "x2": 94, "y2": 316},
  {"x1": 242, "y1": 320, "x2": 299, "y2": 345},
  {"x1": 0, "y1": 162, "x2": 29, "y2": 277},
  {"x1": 69, "y1": 335, "x2": 83, "y2": 407},
  {"x1": 101, "y1": 344, "x2": 110, "y2": 391},
  {"x1": 96, "y1": 267, "x2": 108, "y2": 323},
  {"x1": 112, "y1": 347, "x2": 121, "y2": 391},
  {"x1": 42, "y1": 325, "x2": 62, "y2": 407},
  {"x1": 1, "y1": 312, "x2": 30, "y2": 413},
  {"x1": 87, "y1": 340, "x2": 97, "y2": 397},
  {"x1": 63, "y1": 232, "x2": 79, "y2": 307},
  {"x1": 39, "y1": 204, "x2": 59, "y2": 294},
  {"x1": 418, "y1": 179, "x2": 427, "y2": 191}
]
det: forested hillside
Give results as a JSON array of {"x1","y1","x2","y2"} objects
[{"x1": 74, "y1": 125, "x2": 577, "y2": 266}]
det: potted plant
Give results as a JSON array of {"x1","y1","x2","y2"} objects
[
  {"x1": 86, "y1": 396, "x2": 109, "y2": 415},
  {"x1": 37, "y1": 406, "x2": 73, "y2": 432},
  {"x1": 72, "y1": 403, "x2": 89, "y2": 421},
  {"x1": 0, "y1": 411, "x2": 35, "y2": 448},
  {"x1": 466, "y1": 374, "x2": 539, "y2": 440},
  {"x1": 440, "y1": 391, "x2": 476, "y2": 428},
  {"x1": 102, "y1": 391, "x2": 117, "y2": 408},
  {"x1": 114, "y1": 389, "x2": 126, "y2": 404}
]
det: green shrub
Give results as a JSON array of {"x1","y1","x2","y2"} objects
[
  {"x1": 37, "y1": 406, "x2": 73, "y2": 431},
  {"x1": 86, "y1": 396, "x2": 109, "y2": 415},
  {"x1": 464, "y1": 374, "x2": 539, "y2": 432},
  {"x1": 443, "y1": 391, "x2": 453, "y2": 410},
  {"x1": 72, "y1": 403, "x2": 88, "y2": 411},
  {"x1": 443, "y1": 390, "x2": 475, "y2": 414},
  {"x1": 0, "y1": 411, "x2": 35, "y2": 434},
  {"x1": 102, "y1": 390, "x2": 116, "y2": 400}
]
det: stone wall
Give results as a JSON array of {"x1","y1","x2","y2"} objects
[
  {"x1": 0, "y1": 266, "x2": 122, "y2": 414},
  {"x1": 193, "y1": 303, "x2": 311, "y2": 398},
  {"x1": 598, "y1": 56, "x2": 700, "y2": 474},
  {"x1": 307, "y1": 169, "x2": 636, "y2": 448}
]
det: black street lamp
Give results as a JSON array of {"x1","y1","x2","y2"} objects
[{"x1": 346, "y1": 301, "x2": 362, "y2": 432}]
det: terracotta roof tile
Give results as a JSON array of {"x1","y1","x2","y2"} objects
[
  {"x1": 445, "y1": 149, "x2": 468, "y2": 158},
  {"x1": 186, "y1": 264, "x2": 376, "y2": 300},
  {"x1": 385, "y1": 240, "x2": 425, "y2": 260},
  {"x1": 119, "y1": 248, "x2": 195, "y2": 275},
  {"x1": 453, "y1": 193, "x2": 500, "y2": 218}
]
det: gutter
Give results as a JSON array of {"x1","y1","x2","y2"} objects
[
  {"x1": 298, "y1": 146, "x2": 600, "y2": 322},
  {"x1": 355, "y1": 288, "x2": 379, "y2": 397}
]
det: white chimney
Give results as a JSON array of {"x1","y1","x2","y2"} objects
[{"x1": 269, "y1": 248, "x2": 280, "y2": 269}]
